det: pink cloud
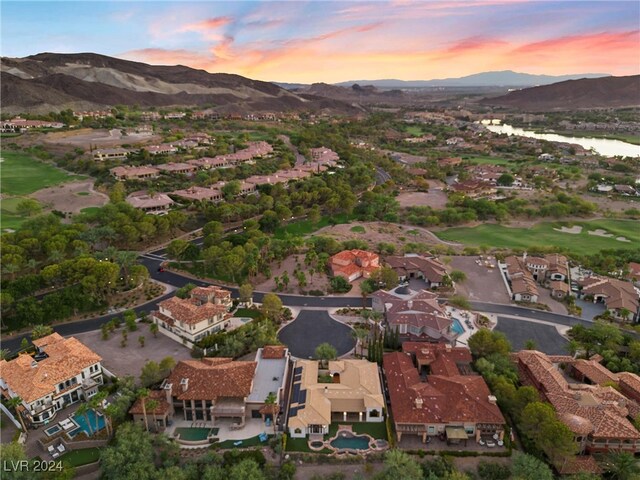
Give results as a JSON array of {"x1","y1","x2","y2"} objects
[{"x1": 179, "y1": 16, "x2": 233, "y2": 33}]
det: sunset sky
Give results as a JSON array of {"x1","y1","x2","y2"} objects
[{"x1": 2, "y1": 1, "x2": 639, "y2": 83}]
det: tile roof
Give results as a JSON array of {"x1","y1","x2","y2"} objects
[
  {"x1": 384, "y1": 350, "x2": 504, "y2": 426},
  {"x1": 158, "y1": 296, "x2": 228, "y2": 325},
  {"x1": 329, "y1": 250, "x2": 380, "y2": 279},
  {"x1": 126, "y1": 192, "x2": 174, "y2": 209},
  {"x1": 261, "y1": 345, "x2": 287, "y2": 359},
  {"x1": 128, "y1": 390, "x2": 171, "y2": 416},
  {"x1": 580, "y1": 276, "x2": 639, "y2": 312},
  {"x1": 0, "y1": 333, "x2": 101, "y2": 403},
  {"x1": 385, "y1": 255, "x2": 446, "y2": 284},
  {"x1": 166, "y1": 358, "x2": 256, "y2": 401},
  {"x1": 515, "y1": 351, "x2": 640, "y2": 441}
]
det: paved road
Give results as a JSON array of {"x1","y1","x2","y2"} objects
[
  {"x1": 7, "y1": 243, "x2": 630, "y2": 354},
  {"x1": 494, "y1": 316, "x2": 569, "y2": 355},
  {"x1": 277, "y1": 310, "x2": 355, "y2": 358}
]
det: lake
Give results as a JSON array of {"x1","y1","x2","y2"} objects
[{"x1": 483, "y1": 123, "x2": 640, "y2": 158}]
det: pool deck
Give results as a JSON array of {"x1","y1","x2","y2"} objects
[{"x1": 165, "y1": 417, "x2": 271, "y2": 448}]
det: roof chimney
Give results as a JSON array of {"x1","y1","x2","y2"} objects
[
  {"x1": 407, "y1": 300, "x2": 413, "y2": 309},
  {"x1": 488, "y1": 395, "x2": 497, "y2": 405},
  {"x1": 415, "y1": 397, "x2": 423, "y2": 409},
  {"x1": 180, "y1": 378, "x2": 189, "y2": 392}
]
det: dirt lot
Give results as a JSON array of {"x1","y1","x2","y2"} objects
[
  {"x1": 253, "y1": 253, "x2": 364, "y2": 297},
  {"x1": 74, "y1": 325, "x2": 192, "y2": 379},
  {"x1": 31, "y1": 180, "x2": 108, "y2": 215},
  {"x1": 313, "y1": 222, "x2": 459, "y2": 251},
  {"x1": 43, "y1": 128, "x2": 161, "y2": 148},
  {"x1": 448, "y1": 255, "x2": 510, "y2": 304},
  {"x1": 396, "y1": 189, "x2": 448, "y2": 209}
]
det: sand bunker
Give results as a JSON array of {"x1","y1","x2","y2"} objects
[
  {"x1": 616, "y1": 237, "x2": 631, "y2": 242},
  {"x1": 553, "y1": 225, "x2": 582, "y2": 234},
  {"x1": 588, "y1": 229, "x2": 613, "y2": 238}
]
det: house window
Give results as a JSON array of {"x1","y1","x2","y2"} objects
[
  {"x1": 369, "y1": 409, "x2": 380, "y2": 418},
  {"x1": 294, "y1": 428, "x2": 302, "y2": 434}
]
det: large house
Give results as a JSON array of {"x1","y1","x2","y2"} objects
[
  {"x1": 514, "y1": 350, "x2": 640, "y2": 461},
  {"x1": 152, "y1": 286, "x2": 233, "y2": 343},
  {"x1": 0, "y1": 333, "x2": 103, "y2": 426},
  {"x1": 503, "y1": 256, "x2": 539, "y2": 302},
  {"x1": 93, "y1": 148, "x2": 130, "y2": 161},
  {"x1": 578, "y1": 276, "x2": 639, "y2": 322},
  {"x1": 372, "y1": 287, "x2": 456, "y2": 343},
  {"x1": 385, "y1": 254, "x2": 447, "y2": 287},
  {"x1": 110, "y1": 165, "x2": 160, "y2": 181},
  {"x1": 171, "y1": 186, "x2": 224, "y2": 203},
  {"x1": 329, "y1": 249, "x2": 380, "y2": 282},
  {"x1": 131, "y1": 346, "x2": 289, "y2": 430},
  {"x1": 165, "y1": 358, "x2": 256, "y2": 426},
  {"x1": 520, "y1": 253, "x2": 570, "y2": 283},
  {"x1": 287, "y1": 359, "x2": 385, "y2": 438},
  {"x1": 384, "y1": 343, "x2": 505, "y2": 445},
  {"x1": 126, "y1": 192, "x2": 174, "y2": 215}
]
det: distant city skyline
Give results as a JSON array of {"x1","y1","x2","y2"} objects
[{"x1": 1, "y1": 1, "x2": 639, "y2": 83}]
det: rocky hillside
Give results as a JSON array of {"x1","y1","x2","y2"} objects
[
  {"x1": 481, "y1": 75, "x2": 640, "y2": 111},
  {"x1": 0, "y1": 52, "x2": 358, "y2": 114}
]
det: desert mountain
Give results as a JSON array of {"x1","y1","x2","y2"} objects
[
  {"x1": 334, "y1": 71, "x2": 610, "y2": 88},
  {"x1": 480, "y1": 75, "x2": 640, "y2": 111},
  {"x1": 0, "y1": 52, "x2": 358, "y2": 115}
]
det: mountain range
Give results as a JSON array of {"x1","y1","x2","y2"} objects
[
  {"x1": 274, "y1": 71, "x2": 610, "y2": 89},
  {"x1": 0, "y1": 52, "x2": 358, "y2": 115},
  {"x1": 481, "y1": 75, "x2": 640, "y2": 111}
]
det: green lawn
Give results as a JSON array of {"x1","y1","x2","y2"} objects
[
  {"x1": 60, "y1": 447, "x2": 100, "y2": 467},
  {"x1": 436, "y1": 219, "x2": 640, "y2": 256},
  {"x1": 76, "y1": 191, "x2": 90, "y2": 196},
  {"x1": 462, "y1": 155, "x2": 513, "y2": 166},
  {"x1": 80, "y1": 206, "x2": 101, "y2": 215},
  {"x1": 0, "y1": 151, "x2": 84, "y2": 195},
  {"x1": 216, "y1": 434, "x2": 272, "y2": 449},
  {"x1": 234, "y1": 308, "x2": 262, "y2": 319},
  {"x1": 403, "y1": 125, "x2": 423, "y2": 137},
  {"x1": 274, "y1": 213, "x2": 355, "y2": 239},
  {"x1": 1, "y1": 197, "x2": 33, "y2": 230},
  {"x1": 350, "y1": 225, "x2": 366, "y2": 233}
]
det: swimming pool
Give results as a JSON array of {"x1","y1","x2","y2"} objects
[
  {"x1": 174, "y1": 427, "x2": 213, "y2": 441},
  {"x1": 451, "y1": 319, "x2": 464, "y2": 335},
  {"x1": 69, "y1": 409, "x2": 105, "y2": 437},
  {"x1": 329, "y1": 433, "x2": 371, "y2": 451},
  {"x1": 44, "y1": 424, "x2": 62, "y2": 437}
]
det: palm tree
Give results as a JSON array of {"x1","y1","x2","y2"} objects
[
  {"x1": 351, "y1": 327, "x2": 370, "y2": 357},
  {"x1": 137, "y1": 388, "x2": 150, "y2": 432},
  {"x1": 6, "y1": 396, "x2": 27, "y2": 432},
  {"x1": 89, "y1": 391, "x2": 107, "y2": 435},
  {"x1": 76, "y1": 403, "x2": 94, "y2": 436},
  {"x1": 115, "y1": 251, "x2": 139, "y2": 289},
  {"x1": 264, "y1": 392, "x2": 278, "y2": 435},
  {"x1": 149, "y1": 322, "x2": 159, "y2": 338},
  {"x1": 604, "y1": 451, "x2": 640, "y2": 480},
  {"x1": 103, "y1": 403, "x2": 119, "y2": 438},
  {"x1": 146, "y1": 399, "x2": 159, "y2": 432}
]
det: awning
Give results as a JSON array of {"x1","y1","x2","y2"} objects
[{"x1": 445, "y1": 426, "x2": 469, "y2": 440}]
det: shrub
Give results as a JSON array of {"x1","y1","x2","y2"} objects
[
  {"x1": 329, "y1": 276, "x2": 352, "y2": 293},
  {"x1": 477, "y1": 461, "x2": 511, "y2": 480}
]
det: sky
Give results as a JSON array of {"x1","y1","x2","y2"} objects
[{"x1": 1, "y1": 1, "x2": 639, "y2": 83}]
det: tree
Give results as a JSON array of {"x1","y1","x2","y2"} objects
[
  {"x1": 138, "y1": 335, "x2": 146, "y2": 348},
  {"x1": 0, "y1": 442, "x2": 32, "y2": 480},
  {"x1": 376, "y1": 449, "x2": 423, "y2": 480},
  {"x1": 468, "y1": 329, "x2": 511, "y2": 358},
  {"x1": 370, "y1": 267, "x2": 398, "y2": 290},
  {"x1": 6, "y1": 396, "x2": 27, "y2": 432},
  {"x1": 109, "y1": 182, "x2": 126, "y2": 203},
  {"x1": 447, "y1": 294, "x2": 471, "y2": 310},
  {"x1": 524, "y1": 339, "x2": 537, "y2": 350},
  {"x1": 140, "y1": 360, "x2": 162, "y2": 387},
  {"x1": 330, "y1": 276, "x2": 352, "y2": 293},
  {"x1": 31, "y1": 324, "x2": 53, "y2": 340},
  {"x1": 308, "y1": 205, "x2": 321, "y2": 225},
  {"x1": 477, "y1": 461, "x2": 510, "y2": 480},
  {"x1": 138, "y1": 388, "x2": 150, "y2": 432},
  {"x1": 497, "y1": 173, "x2": 515, "y2": 186},
  {"x1": 101, "y1": 423, "x2": 157, "y2": 480},
  {"x1": 76, "y1": 402, "x2": 94, "y2": 436},
  {"x1": 16, "y1": 198, "x2": 42, "y2": 217},
  {"x1": 603, "y1": 451, "x2": 640, "y2": 480},
  {"x1": 352, "y1": 327, "x2": 369, "y2": 357},
  {"x1": 228, "y1": 459, "x2": 265, "y2": 480},
  {"x1": 449, "y1": 270, "x2": 467, "y2": 283},
  {"x1": 149, "y1": 322, "x2": 159, "y2": 338},
  {"x1": 260, "y1": 293, "x2": 282, "y2": 321},
  {"x1": 221, "y1": 180, "x2": 241, "y2": 200},
  {"x1": 315, "y1": 342, "x2": 337, "y2": 368},
  {"x1": 145, "y1": 399, "x2": 159, "y2": 432},
  {"x1": 360, "y1": 279, "x2": 375, "y2": 308},
  {"x1": 510, "y1": 452, "x2": 553, "y2": 480},
  {"x1": 239, "y1": 283, "x2": 253, "y2": 305},
  {"x1": 20, "y1": 337, "x2": 29, "y2": 351}
]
